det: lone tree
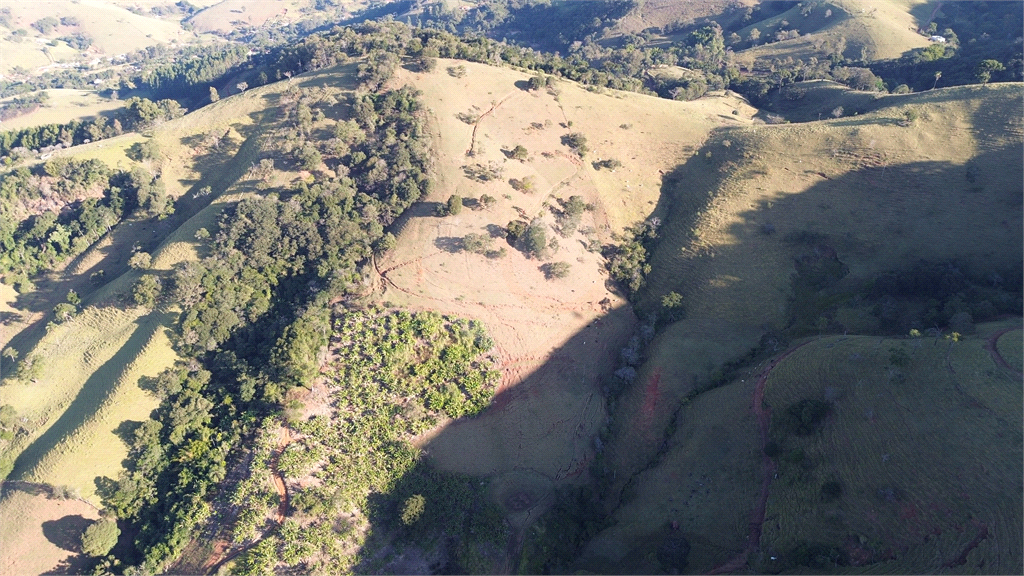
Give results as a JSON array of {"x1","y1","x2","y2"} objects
[
  {"x1": 81, "y1": 519, "x2": 120, "y2": 557},
  {"x1": 446, "y1": 194, "x2": 463, "y2": 216}
]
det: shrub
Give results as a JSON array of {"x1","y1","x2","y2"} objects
[
  {"x1": 462, "y1": 233, "x2": 491, "y2": 254},
  {"x1": 81, "y1": 519, "x2": 120, "y2": 557},
  {"x1": 506, "y1": 220, "x2": 527, "y2": 241},
  {"x1": 447, "y1": 65, "x2": 467, "y2": 78},
  {"x1": 402, "y1": 494, "x2": 426, "y2": 525},
  {"x1": 509, "y1": 175, "x2": 536, "y2": 193},
  {"x1": 783, "y1": 399, "x2": 830, "y2": 436},
  {"x1": 129, "y1": 252, "x2": 152, "y2": 270},
  {"x1": 592, "y1": 158, "x2": 621, "y2": 170},
  {"x1": 562, "y1": 132, "x2": 589, "y2": 157},
  {"x1": 821, "y1": 480, "x2": 842, "y2": 501},
  {"x1": 132, "y1": 275, "x2": 162, "y2": 308},
  {"x1": 446, "y1": 195, "x2": 463, "y2": 216},
  {"x1": 542, "y1": 261, "x2": 571, "y2": 279},
  {"x1": 524, "y1": 221, "x2": 547, "y2": 258},
  {"x1": 511, "y1": 144, "x2": 528, "y2": 160}
]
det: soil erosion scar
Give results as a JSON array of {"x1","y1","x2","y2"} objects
[{"x1": 707, "y1": 341, "x2": 812, "y2": 575}]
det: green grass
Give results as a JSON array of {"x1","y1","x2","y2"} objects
[
  {"x1": 995, "y1": 328, "x2": 1022, "y2": 373},
  {"x1": 759, "y1": 324, "x2": 1021, "y2": 573}
]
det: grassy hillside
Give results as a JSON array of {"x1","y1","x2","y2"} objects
[
  {"x1": 577, "y1": 81, "x2": 1022, "y2": 573},
  {"x1": 577, "y1": 320, "x2": 1022, "y2": 574},
  {"x1": 0, "y1": 66, "x2": 297, "y2": 503},
  {"x1": 380, "y1": 60, "x2": 756, "y2": 487},
  {"x1": 732, "y1": 0, "x2": 932, "y2": 66},
  {"x1": 0, "y1": 0, "x2": 190, "y2": 75}
]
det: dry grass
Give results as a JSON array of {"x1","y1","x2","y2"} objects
[
  {"x1": 0, "y1": 89, "x2": 122, "y2": 131},
  {"x1": 0, "y1": 0, "x2": 188, "y2": 75},
  {"x1": 733, "y1": 0, "x2": 932, "y2": 67},
  {"x1": 375, "y1": 61, "x2": 752, "y2": 492},
  {"x1": 186, "y1": 0, "x2": 332, "y2": 35},
  {"x1": 0, "y1": 489, "x2": 101, "y2": 576}
]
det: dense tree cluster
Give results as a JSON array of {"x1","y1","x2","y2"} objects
[
  {"x1": 0, "y1": 97, "x2": 182, "y2": 159},
  {"x1": 103, "y1": 84, "x2": 435, "y2": 573},
  {"x1": 0, "y1": 161, "x2": 166, "y2": 281},
  {"x1": 605, "y1": 218, "x2": 660, "y2": 299}
]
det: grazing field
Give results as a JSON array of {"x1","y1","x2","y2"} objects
[
  {"x1": 758, "y1": 322, "x2": 1022, "y2": 574},
  {"x1": 0, "y1": 488, "x2": 101, "y2": 576},
  {"x1": 581, "y1": 81, "x2": 1022, "y2": 573},
  {"x1": 0, "y1": 90, "x2": 123, "y2": 131},
  {"x1": 378, "y1": 60, "x2": 755, "y2": 491}
]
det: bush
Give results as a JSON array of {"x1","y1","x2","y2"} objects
[
  {"x1": 783, "y1": 399, "x2": 830, "y2": 436},
  {"x1": 446, "y1": 195, "x2": 463, "y2": 216},
  {"x1": 506, "y1": 220, "x2": 527, "y2": 241},
  {"x1": 402, "y1": 494, "x2": 426, "y2": 525},
  {"x1": 81, "y1": 519, "x2": 120, "y2": 557},
  {"x1": 524, "y1": 221, "x2": 548, "y2": 258},
  {"x1": 562, "y1": 132, "x2": 589, "y2": 157},
  {"x1": 542, "y1": 261, "x2": 571, "y2": 279},
  {"x1": 509, "y1": 176, "x2": 536, "y2": 193},
  {"x1": 132, "y1": 275, "x2": 162, "y2": 308},
  {"x1": 462, "y1": 233, "x2": 491, "y2": 254},
  {"x1": 128, "y1": 252, "x2": 152, "y2": 270}
]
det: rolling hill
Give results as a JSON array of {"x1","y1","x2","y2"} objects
[{"x1": 0, "y1": 5, "x2": 1020, "y2": 575}]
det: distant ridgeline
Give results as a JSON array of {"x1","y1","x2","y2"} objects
[{"x1": 3, "y1": 2, "x2": 1021, "y2": 159}]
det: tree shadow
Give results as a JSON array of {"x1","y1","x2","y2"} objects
[
  {"x1": 41, "y1": 515, "x2": 92, "y2": 553},
  {"x1": 42, "y1": 553, "x2": 94, "y2": 576},
  {"x1": 112, "y1": 420, "x2": 143, "y2": 447},
  {"x1": 485, "y1": 223, "x2": 506, "y2": 239},
  {"x1": 433, "y1": 236, "x2": 464, "y2": 253}
]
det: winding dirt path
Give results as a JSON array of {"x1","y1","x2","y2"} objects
[
  {"x1": 707, "y1": 341, "x2": 812, "y2": 575},
  {"x1": 198, "y1": 427, "x2": 294, "y2": 574},
  {"x1": 467, "y1": 90, "x2": 519, "y2": 155},
  {"x1": 984, "y1": 327, "x2": 1022, "y2": 377}
]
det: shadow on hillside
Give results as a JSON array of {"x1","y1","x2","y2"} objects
[
  {"x1": 347, "y1": 299, "x2": 636, "y2": 573},
  {"x1": 0, "y1": 112, "x2": 272, "y2": 376},
  {"x1": 7, "y1": 310, "x2": 173, "y2": 481},
  {"x1": 357, "y1": 118, "x2": 1023, "y2": 573}
]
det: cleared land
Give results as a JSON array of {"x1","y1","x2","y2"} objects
[
  {"x1": 0, "y1": 90, "x2": 122, "y2": 131},
  {"x1": 0, "y1": 487, "x2": 101, "y2": 576},
  {"x1": 378, "y1": 60, "x2": 755, "y2": 492}
]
